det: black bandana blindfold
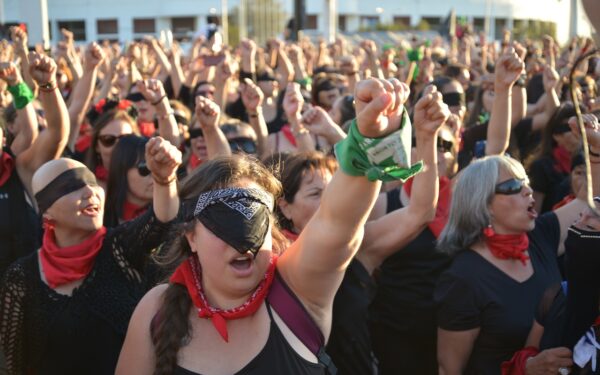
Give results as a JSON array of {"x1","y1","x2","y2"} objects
[
  {"x1": 35, "y1": 167, "x2": 98, "y2": 214},
  {"x1": 442, "y1": 92, "x2": 466, "y2": 107},
  {"x1": 193, "y1": 188, "x2": 274, "y2": 256}
]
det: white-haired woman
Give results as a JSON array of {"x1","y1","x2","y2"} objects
[{"x1": 435, "y1": 114, "x2": 600, "y2": 375}]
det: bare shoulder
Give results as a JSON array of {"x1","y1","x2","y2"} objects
[{"x1": 134, "y1": 283, "x2": 170, "y2": 319}]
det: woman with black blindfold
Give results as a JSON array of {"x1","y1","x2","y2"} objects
[
  {"x1": 116, "y1": 78, "x2": 417, "y2": 374},
  {"x1": 0, "y1": 137, "x2": 181, "y2": 375}
]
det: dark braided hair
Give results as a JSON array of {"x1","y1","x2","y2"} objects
[{"x1": 150, "y1": 154, "x2": 286, "y2": 374}]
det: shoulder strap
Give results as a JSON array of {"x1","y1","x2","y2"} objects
[{"x1": 267, "y1": 271, "x2": 337, "y2": 374}]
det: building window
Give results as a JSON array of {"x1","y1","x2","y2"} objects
[
  {"x1": 338, "y1": 15, "x2": 346, "y2": 32},
  {"x1": 393, "y1": 16, "x2": 410, "y2": 28},
  {"x1": 133, "y1": 18, "x2": 156, "y2": 34},
  {"x1": 171, "y1": 17, "x2": 195, "y2": 39},
  {"x1": 57, "y1": 20, "x2": 86, "y2": 41},
  {"x1": 306, "y1": 15, "x2": 318, "y2": 30},
  {"x1": 473, "y1": 17, "x2": 485, "y2": 32},
  {"x1": 97, "y1": 19, "x2": 118, "y2": 35},
  {"x1": 360, "y1": 16, "x2": 379, "y2": 29},
  {"x1": 421, "y1": 17, "x2": 441, "y2": 29}
]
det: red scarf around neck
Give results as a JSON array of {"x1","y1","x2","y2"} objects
[
  {"x1": 122, "y1": 200, "x2": 147, "y2": 222},
  {"x1": 403, "y1": 176, "x2": 452, "y2": 238},
  {"x1": 170, "y1": 254, "x2": 277, "y2": 342},
  {"x1": 281, "y1": 125, "x2": 297, "y2": 147},
  {"x1": 0, "y1": 151, "x2": 15, "y2": 186},
  {"x1": 40, "y1": 226, "x2": 107, "y2": 288},
  {"x1": 552, "y1": 145, "x2": 572, "y2": 174},
  {"x1": 188, "y1": 153, "x2": 203, "y2": 171},
  {"x1": 95, "y1": 165, "x2": 108, "y2": 182},
  {"x1": 138, "y1": 121, "x2": 156, "y2": 138},
  {"x1": 483, "y1": 226, "x2": 530, "y2": 265}
]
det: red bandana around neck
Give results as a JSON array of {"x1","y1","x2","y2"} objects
[
  {"x1": 138, "y1": 121, "x2": 156, "y2": 138},
  {"x1": 170, "y1": 254, "x2": 278, "y2": 342},
  {"x1": 483, "y1": 226, "x2": 530, "y2": 265},
  {"x1": 552, "y1": 145, "x2": 572, "y2": 174},
  {"x1": 281, "y1": 124, "x2": 297, "y2": 147},
  {"x1": 188, "y1": 153, "x2": 203, "y2": 171},
  {"x1": 122, "y1": 200, "x2": 147, "y2": 222},
  {"x1": 40, "y1": 226, "x2": 107, "y2": 288},
  {"x1": 403, "y1": 176, "x2": 452, "y2": 238},
  {"x1": 0, "y1": 151, "x2": 15, "y2": 186},
  {"x1": 95, "y1": 165, "x2": 108, "y2": 182}
]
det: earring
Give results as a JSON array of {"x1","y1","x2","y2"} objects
[
  {"x1": 483, "y1": 224, "x2": 495, "y2": 238},
  {"x1": 43, "y1": 217, "x2": 56, "y2": 230}
]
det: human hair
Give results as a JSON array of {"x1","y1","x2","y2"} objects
[
  {"x1": 444, "y1": 63, "x2": 469, "y2": 80},
  {"x1": 437, "y1": 155, "x2": 528, "y2": 256},
  {"x1": 430, "y1": 76, "x2": 454, "y2": 93},
  {"x1": 85, "y1": 109, "x2": 139, "y2": 172},
  {"x1": 526, "y1": 102, "x2": 577, "y2": 169},
  {"x1": 465, "y1": 85, "x2": 485, "y2": 129},
  {"x1": 104, "y1": 135, "x2": 148, "y2": 227},
  {"x1": 1, "y1": 104, "x2": 17, "y2": 146},
  {"x1": 337, "y1": 95, "x2": 356, "y2": 128},
  {"x1": 150, "y1": 154, "x2": 286, "y2": 375},
  {"x1": 270, "y1": 151, "x2": 338, "y2": 231}
]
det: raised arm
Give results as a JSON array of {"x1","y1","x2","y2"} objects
[
  {"x1": 278, "y1": 78, "x2": 410, "y2": 328},
  {"x1": 282, "y1": 82, "x2": 315, "y2": 152},
  {"x1": 16, "y1": 53, "x2": 69, "y2": 194},
  {"x1": 301, "y1": 106, "x2": 346, "y2": 146},
  {"x1": 531, "y1": 65, "x2": 560, "y2": 132},
  {"x1": 485, "y1": 49, "x2": 524, "y2": 156},
  {"x1": 137, "y1": 79, "x2": 181, "y2": 147},
  {"x1": 0, "y1": 62, "x2": 38, "y2": 156},
  {"x1": 240, "y1": 78, "x2": 270, "y2": 159},
  {"x1": 145, "y1": 137, "x2": 181, "y2": 222},
  {"x1": 195, "y1": 95, "x2": 231, "y2": 159},
  {"x1": 10, "y1": 27, "x2": 36, "y2": 94},
  {"x1": 67, "y1": 42, "x2": 105, "y2": 150},
  {"x1": 167, "y1": 44, "x2": 185, "y2": 98},
  {"x1": 357, "y1": 85, "x2": 450, "y2": 274}
]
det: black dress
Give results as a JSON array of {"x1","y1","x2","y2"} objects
[
  {"x1": 369, "y1": 189, "x2": 451, "y2": 375},
  {"x1": 434, "y1": 213, "x2": 562, "y2": 375},
  {"x1": 529, "y1": 156, "x2": 570, "y2": 213},
  {"x1": 0, "y1": 208, "x2": 171, "y2": 375}
]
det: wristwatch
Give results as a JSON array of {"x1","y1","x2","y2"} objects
[{"x1": 38, "y1": 81, "x2": 57, "y2": 92}]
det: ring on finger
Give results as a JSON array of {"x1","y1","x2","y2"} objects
[{"x1": 558, "y1": 367, "x2": 570, "y2": 375}]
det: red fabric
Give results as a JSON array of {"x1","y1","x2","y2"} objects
[
  {"x1": 95, "y1": 165, "x2": 108, "y2": 182},
  {"x1": 501, "y1": 346, "x2": 539, "y2": 375},
  {"x1": 552, "y1": 194, "x2": 576, "y2": 210},
  {"x1": 483, "y1": 227, "x2": 530, "y2": 266},
  {"x1": 553, "y1": 146, "x2": 572, "y2": 174},
  {"x1": 75, "y1": 134, "x2": 92, "y2": 154},
  {"x1": 403, "y1": 176, "x2": 452, "y2": 238},
  {"x1": 282, "y1": 229, "x2": 299, "y2": 242},
  {"x1": 188, "y1": 153, "x2": 203, "y2": 171},
  {"x1": 138, "y1": 121, "x2": 156, "y2": 138},
  {"x1": 281, "y1": 125, "x2": 297, "y2": 147},
  {"x1": 40, "y1": 226, "x2": 107, "y2": 288},
  {"x1": 121, "y1": 200, "x2": 147, "y2": 222},
  {"x1": 94, "y1": 99, "x2": 107, "y2": 115},
  {"x1": 170, "y1": 254, "x2": 277, "y2": 342},
  {"x1": 0, "y1": 152, "x2": 15, "y2": 186}
]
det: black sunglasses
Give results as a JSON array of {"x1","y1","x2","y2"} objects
[
  {"x1": 438, "y1": 137, "x2": 454, "y2": 153},
  {"x1": 228, "y1": 137, "x2": 257, "y2": 155},
  {"x1": 495, "y1": 178, "x2": 528, "y2": 195},
  {"x1": 126, "y1": 92, "x2": 146, "y2": 103},
  {"x1": 189, "y1": 128, "x2": 204, "y2": 139},
  {"x1": 98, "y1": 134, "x2": 126, "y2": 147},
  {"x1": 174, "y1": 113, "x2": 189, "y2": 126},
  {"x1": 136, "y1": 160, "x2": 151, "y2": 177},
  {"x1": 553, "y1": 122, "x2": 571, "y2": 135}
]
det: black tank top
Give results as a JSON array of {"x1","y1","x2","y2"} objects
[{"x1": 173, "y1": 302, "x2": 326, "y2": 375}]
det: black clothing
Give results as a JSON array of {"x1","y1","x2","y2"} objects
[
  {"x1": 0, "y1": 148, "x2": 41, "y2": 279},
  {"x1": 0, "y1": 208, "x2": 171, "y2": 375},
  {"x1": 434, "y1": 212, "x2": 562, "y2": 375},
  {"x1": 173, "y1": 301, "x2": 326, "y2": 375},
  {"x1": 528, "y1": 156, "x2": 570, "y2": 213},
  {"x1": 369, "y1": 189, "x2": 451, "y2": 375},
  {"x1": 327, "y1": 259, "x2": 378, "y2": 375}
]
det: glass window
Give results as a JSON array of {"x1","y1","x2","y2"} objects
[
  {"x1": 57, "y1": 20, "x2": 86, "y2": 41},
  {"x1": 133, "y1": 18, "x2": 156, "y2": 34},
  {"x1": 97, "y1": 19, "x2": 118, "y2": 35}
]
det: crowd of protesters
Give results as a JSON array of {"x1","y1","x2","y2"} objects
[{"x1": 0, "y1": 7, "x2": 600, "y2": 375}]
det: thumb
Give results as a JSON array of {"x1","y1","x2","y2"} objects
[{"x1": 357, "y1": 92, "x2": 392, "y2": 127}]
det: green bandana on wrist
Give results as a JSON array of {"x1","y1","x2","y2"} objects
[
  {"x1": 7, "y1": 82, "x2": 34, "y2": 109},
  {"x1": 335, "y1": 109, "x2": 423, "y2": 182}
]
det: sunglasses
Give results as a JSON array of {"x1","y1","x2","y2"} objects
[
  {"x1": 437, "y1": 137, "x2": 454, "y2": 153},
  {"x1": 228, "y1": 137, "x2": 257, "y2": 155},
  {"x1": 495, "y1": 178, "x2": 529, "y2": 195},
  {"x1": 136, "y1": 160, "x2": 151, "y2": 177},
  {"x1": 553, "y1": 122, "x2": 572, "y2": 135},
  {"x1": 189, "y1": 128, "x2": 204, "y2": 139},
  {"x1": 126, "y1": 92, "x2": 146, "y2": 103},
  {"x1": 98, "y1": 134, "x2": 126, "y2": 147},
  {"x1": 174, "y1": 113, "x2": 189, "y2": 126}
]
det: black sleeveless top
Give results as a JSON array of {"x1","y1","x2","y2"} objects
[
  {"x1": 173, "y1": 302, "x2": 326, "y2": 375},
  {"x1": 0, "y1": 148, "x2": 41, "y2": 279}
]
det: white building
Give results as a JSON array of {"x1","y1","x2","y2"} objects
[{"x1": 1, "y1": 0, "x2": 593, "y2": 46}]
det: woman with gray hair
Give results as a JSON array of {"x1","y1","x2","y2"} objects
[{"x1": 435, "y1": 114, "x2": 600, "y2": 375}]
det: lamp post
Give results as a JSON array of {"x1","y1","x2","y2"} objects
[{"x1": 221, "y1": 0, "x2": 228, "y2": 45}]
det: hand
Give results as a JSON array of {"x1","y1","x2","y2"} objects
[
  {"x1": 494, "y1": 48, "x2": 524, "y2": 91},
  {"x1": 339, "y1": 55, "x2": 358, "y2": 75},
  {"x1": 28, "y1": 52, "x2": 57, "y2": 86},
  {"x1": 195, "y1": 96, "x2": 220, "y2": 129},
  {"x1": 542, "y1": 65, "x2": 559, "y2": 92},
  {"x1": 354, "y1": 78, "x2": 410, "y2": 138},
  {"x1": 569, "y1": 113, "x2": 600, "y2": 149},
  {"x1": 287, "y1": 44, "x2": 302, "y2": 63},
  {"x1": 84, "y1": 42, "x2": 105, "y2": 71},
  {"x1": 413, "y1": 85, "x2": 450, "y2": 136},
  {"x1": 525, "y1": 348, "x2": 573, "y2": 375},
  {"x1": 512, "y1": 41, "x2": 527, "y2": 61},
  {"x1": 136, "y1": 79, "x2": 166, "y2": 105},
  {"x1": 0, "y1": 62, "x2": 22, "y2": 86},
  {"x1": 214, "y1": 58, "x2": 233, "y2": 83},
  {"x1": 241, "y1": 78, "x2": 264, "y2": 112},
  {"x1": 302, "y1": 106, "x2": 339, "y2": 136},
  {"x1": 145, "y1": 137, "x2": 182, "y2": 184},
  {"x1": 10, "y1": 26, "x2": 28, "y2": 54},
  {"x1": 61, "y1": 28, "x2": 74, "y2": 46},
  {"x1": 283, "y1": 82, "x2": 304, "y2": 120},
  {"x1": 360, "y1": 40, "x2": 377, "y2": 57},
  {"x1": 240, "y1": 39, "x2": 257, "y2": 58}
]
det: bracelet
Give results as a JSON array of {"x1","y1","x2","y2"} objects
[
  {"x1": 334, "y1": 110, "x2": 423, "y2": 182},
  {"x1": 152, "y1": 174, "x2": 177, "y2": 186},
  {"x1": 589, "y1": 148, "x2": 600, "y2": 158},
  {"x1": 292, "y1": 128, "x2": 310, "y2": 137},
  {"x1": 247, "y1": 110, "x2": 262, "y2": 118},
  {"x1": 151, "y1": 94, "x2": 167, "y2": 106},
  {"x1": 7, "y1": 81, "x2": 34, "y2": 109},
  {"x1": 157, "y1": 111, "x2": 175, "y2": 121},
  {"x1": 38, "y1": 81, "x2": 57, "y2": 93}
]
